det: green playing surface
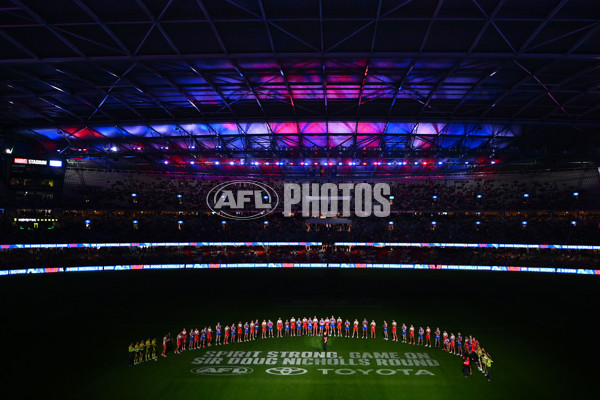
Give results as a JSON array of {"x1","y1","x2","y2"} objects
[{"x1": 3, "y1": 268, "x2": 596, "y2": 399}]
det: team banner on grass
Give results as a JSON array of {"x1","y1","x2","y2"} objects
[{"x1": 1, "y1": 264, "x2": 598, "y2": 277}]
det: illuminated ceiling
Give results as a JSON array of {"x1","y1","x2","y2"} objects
[{"x1": 0, "y1": 0, "x2": 598, "y2": 167}]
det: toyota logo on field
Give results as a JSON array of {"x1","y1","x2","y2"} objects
[
  {"x1": 191, "y1": 367, "x2": 254, "y2": 376},
  {"x1": 265, "y1": 367, "x2": 308, "y2": 376},
  {"x1": 207, "y1": 180, "x2": 279, "y2": 220}
]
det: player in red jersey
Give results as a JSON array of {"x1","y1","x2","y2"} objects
[
  {"x1": 175, "y1": 332, "x2": 182, "y2": 354},
  {"x1": 277, "y1": 318, "x2": 283, "y2": 338},
  {"x1": 224, "y1": 325, "x2": 230, "y2": 344},
  {"x1": 392, "y1": 320, "x2": 398, "y2": 342},
  {"x1": 290, "y1": 317, "x2": 296, "y2": 337},
  {"x1": 181, "y1": 329, "x2": 187, "y2": 351},
  {"x1": 237, "y1": 322, "x2": 243, "y2": 341},
  {"x1": 207, "y1": 326, "x2": 213, "y2": 346},
  {"x1": 352, "y1": 319, "x2": 359, "y2": 338},
  {"x1": 370, "y1": 320, "x2": 376, "y2": 339},
  {"x1": 161, "y1": 334, "x2": 168, "y2": 357},
  {"x1": 250, "y1": 320, "x2": 255, "y2": 340},
  {"x1": 302, "y1": 317, "x2": 308, "y2": 335},
  {"x1": 262, "y1": 319, "x2": 267, "y2": 338},
  {"x1": 409, "y1": 324, "x2": 415, "y2": 345},
  {"x1": 337, "y1": 317, "x2": 342, "y2": 337},
  {"x1": 425, "y1": 326, "x2": 431, "y2": 347}
]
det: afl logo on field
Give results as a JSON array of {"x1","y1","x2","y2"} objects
[
  {"x1": 206, "y1": 180, "x2": 279, "y2": 220},
  {"x1": 265, "y1": 367, "x2": 308, "y2": 376},
  {"x1": 190, "y1": 367, "x2": 254, "y2": 376}
]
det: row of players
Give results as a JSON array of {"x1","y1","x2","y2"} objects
[
  {"x1": 128, "y1": 338, "x2": 158, "y2": 365},
  {"x1": 167, "y1": 317, "x2": 471, "y2": 356}
]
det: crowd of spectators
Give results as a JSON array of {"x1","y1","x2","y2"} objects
[
  {"x1": 1, "y1": 244, "x2": 597, "y2": 269},
  {"x1": 1, "y1": 211, "x2": 598, "y2": 245},
  {"x1": 31, "y1": 167, "x2": 600, "y2": 212}
]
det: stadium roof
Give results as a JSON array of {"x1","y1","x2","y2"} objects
[{"x1": 0, "y1": 0, "x2": 599, "y2": 166}]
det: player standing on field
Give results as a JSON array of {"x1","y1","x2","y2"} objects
[
  {"x1": 425, "y1": 326, "x2": 431, "y2": 347},
  {"x1": 383, "y1": 321, "x2": 388, "y2": 340},
  {"x1": 370, "y1": 320, "x2": 376, "y2": 339},
  {"x1": 216, "y1": 323, "x2": 222, "y2": 345},
  {"x1": 224, "y1": 324, "x2": 230, "y2": 344},
  {"x1": 435, "y1": 327, "x2": 441, "y2": 348},
  {"x1": 353, "y1": 319, "x2": 359, "y2": 338},
  {"x1": 392, "y1": 320, "x2": 398, "y2": 342},
  {"x1": 290, "y1": 317, "x2": 296, "y2": 337},
  {"x1": 362, "y1": 318, "x2": 368, "y2": 339},
  {"x1": 418, "y1": 327, "x2": 424, "y2": 346},
  {"x1": 161, "y1": 334, "x2": 168, "y2": 357},
  {"x1": 277, "y1": 318, "x2": 283, "y2": 338},
  {"x1": 409, "y1": 324, "x2": 415, "y2": 345},
  {"x1": 402, "y1": 323, "x2": 407, "y2": 343}
]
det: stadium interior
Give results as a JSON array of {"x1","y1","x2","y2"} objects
[{"x1": 1, "y1": 1, "x2": 599, "y2": 399}]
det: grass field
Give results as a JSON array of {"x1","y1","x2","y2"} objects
[{"x1": 3, "y1": 268, "x2": 597, "y2": 399}]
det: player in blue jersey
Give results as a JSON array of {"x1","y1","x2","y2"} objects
[
  {"x1": 244, "y1": 322, "x2": 249, "y2": 342},
  {"x1": 383, "y1": 321, "x2": 388, "y2": 340},
  {"x1": 200, "y1": 327, "x2": 207, "y2": 348},
  {"x1": 230, "y1": 323, "x2": 236, "y2": 343},
  {"x1": 457, "y1": 333, "x2": 463, "y2": 356},
  {"x1": 268, "y1": 319, "x2": 274, "y2": 338},
  {"x1": 362, "y1": 318, "x2": 368, "y2": 339},
  {"x1": 435, "y1": 327, "x2": 441, "y2": 348},
  {"x1": 418, "y1": 327, "x2": 424, "y2": 346},
  {"x1": 319, "y1": 318, "x2": 325, "y2": 336},
  {"x1": 296, "y1": 317, "x2": 302, "y2": 336},
  {"x1": 308, "y1": 319, "x2": 313, "y2": 336},
  {"x1": 285, "y1": 319, "x2": 290, "y2": 337},
  {"x1": 216, "y1": 323, "x2": 222, "y2": 345},
  {"x1": 402, "y1": 323, "x2": 407, "y2": 343},
  {"x1": 345, "y1": 319, "x2": 350, "y2": 337}
]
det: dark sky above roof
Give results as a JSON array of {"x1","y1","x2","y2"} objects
[{"x1": 0, "y1": 0, "x2": 599, "y2": 130}]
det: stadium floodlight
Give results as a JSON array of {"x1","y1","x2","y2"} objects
[
  {"x1": 387, "y1": 162, "x2": 392, "y2": 166},
  {"x1": 190, "y1": 161, "x2": 195, "y2": 165},
  {"x1": 163, "y1": 160, "x2": 169, "y2": 164},
  {"x1": 438, "y1": 161, "x2": 443, "y2": 165},
  {"x1": 465, "y1": 161, "x2": 469, "y2": 165},
  {"x1": 133, "y1": 220, "x2": 138, "y2": 224},
  {"x1": 573, "y1": 192, "x2": 579, "y2": 197},
  {"x1": 523, "y1": 193, "x2": 529, "y2": 198},
  {"x1": 215, "y1": 161, "x2": 220, "y2": 165},
  {"x1": 431, "y1": 221, "x2": 437, "y2": 225},
  {"x1": 522, "y1": 221, "x2": 527, "y2": 225},
  {"x1": 491, "y1": 161, "x2": 496, "y2": 164},
  {"x1": 85, "y1": 220, "x2": 91, "y2": 224},
  {"x1": 264, "y1": 221, "x2": 269, "y2": 225},
  {"x1": 477, "y1": 194, "x2": 482, "y2": 199},
  {"x1": 432, "y1": 195, "x2": 438, "y2": 199},
  {"x1": 571, "y1": 221, "x2": 577, "y2": 226},
  {"x1": 49, "y1": 160, "x2": 63, "y2": 167},
  {"x1": 229, "y1": 161, "x2": 234, "y2": 165},
  {"x1": 338, "y1": 162, "x2": 343, "y2": 166},
  {"x1": 414, "y1": 162, "x2": 418, "y2": 165},
  {"x1": 110, "y1": 146, "x2": 118, "y2": 152},
  {"x1": 389, "y1": 221, "x2": 394, "y2": 225},
  {"x1": 131, "y1": 193, "x2": 137, "y2": 197},
  {"x1": 389, "y1": 196, "x2": 395, "y2": 200},
  {"x1": 221, "y1": 221, "x2": 226, "y2": 225},
  {"x1": 177, "y1": 194, "x2": 182, "y2": 198},
  {"x1": 178, "y1": 221, "x2": 183, "y2": 224},
  {"x1": 476, "y1": 221, "x2": 481, "y2": 225}
]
